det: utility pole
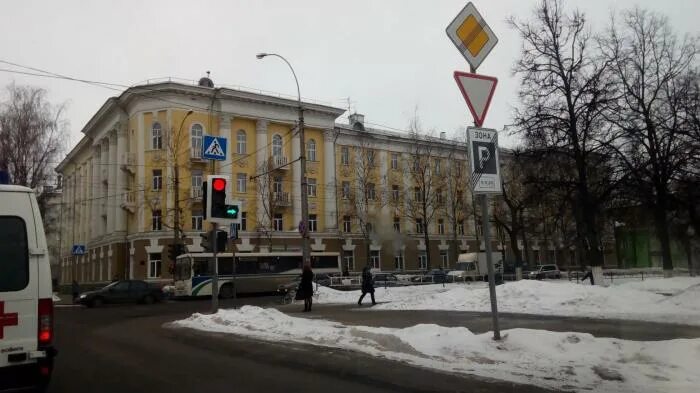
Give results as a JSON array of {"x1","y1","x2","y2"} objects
[{"x1": 210, "y1": 223, "x2": 219, "y2": 313}]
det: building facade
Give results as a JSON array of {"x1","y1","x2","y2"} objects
[{"x1": 55, "y1": 80, "x2": 516, "y2": 285}]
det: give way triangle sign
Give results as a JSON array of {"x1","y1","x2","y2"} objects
[{"x1": 453, "y1": 71, "x2": 497, "y2": 127}]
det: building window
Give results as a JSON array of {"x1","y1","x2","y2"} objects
[
  {"x1": 192, "y1": 214, "x2": 203, "y2": 231},
  {"x1": 148, "y1": 253, "x2": 162, "y2": 278},
  {"x1": 458, "y1": 220, "x2": 465, "y2": 235},
  {"x1": 307, "y1": 178, "x2": 317, "y2": 197},
  {"x1": 391, "y1": 153, "x2": 398, "y2": 170},
  {"x1": 308, "y1": 214, "x2": 317, "y2": 232},
  {"x1": 273, "y1": 177, "x2": 283, "y2": 193},
  {"x1": 413, "y1": 158, "x2": 420, "y2": 172},
  {"x1": 307, "y1": 139, "x2": 317, "y2": 161},
  {"x1": 418, "y1": 252, "x2": 427, "y2": 270},
  {"x1": 438, "y1": 219, "x2": 445, "y2": 235},
  {"x1": 152, "y1": 210, "x2": 162, "y2": 231},
  {"x1": 416, "y1": 218, "x2": 424, "y2": 234},
  {"x1": 342, "y1": 181, "x2": 350, "y2": 199},
  {"x1": 343, "y1": 250, "x2": 354, "y2": 271},
  {"x1": 272, "y1": 134, "x2": 283, "y2": 157},
  {"x1": 366, "y1": 150, "x2": 375, "y2": 167},
  {"x1": 341, "y1": 146, "x2": 349, "y2": 166},
  {"x1": 393, "y1": 217, "x2": 400, "y2": 232},
  {"x1": 239, "y1": 212, "x2": 247, "y2": 231},
  {"x1": 343, "y1": 216, "x2": 351, "y2": 233},
  {"x1": 237, "y1": 173, "x2": 247, "y2": 193},
  {"x1": 370, "y1": 250, "x2": 380, "y2": 270},
  {"x1": 272, "y1": 214, "x2": 284, "y2": 231},
  {"x1": 191, "y1": 124, "x2": 203, "y2": 158},
  {"x1": 394, "y1": 252, "x2": 405, "y2": 270},
  {"x1": 440, "y1": 250, "x2": 449, "y2": 268},
  {"x1": 152, "y1": 122, "x2": 162, "y2": 149},
  {"x1": 191, "y1": 171, "x2": 203, "y2": 198},
  {"x1": 414, "y1": 187, "x2": 422, "y2": 202},
  {"x1": 366, "y1": 222, "x2": 373, "y2": 234},
  {"x1": 434, "y1": 159, "x2": 441, "y2": 175},
  {"x1": 436, "y1": 189, "x2": 444, "y2": 204},
  {"x1": 366, "y1": 183, "x2": 376, "y2": 200},
  {"x1": 236, "y1": 130, "x2": 246, "y2": 154},
  {"x1": 152, "y1": 169, "x2": 162, "y2": 191},
  {"x1": 392, "y1": 185, "x2": 400, "y2": 202}
]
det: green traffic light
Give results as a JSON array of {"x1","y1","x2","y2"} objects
[{"x1": 227, "y1": 208, "x2": 237, "y2": 215}]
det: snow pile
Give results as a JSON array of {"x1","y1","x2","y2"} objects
[
  {"x1": 172, "y1": 306, "x2": 700, "y2": 393},
  {"x1": 316, "y1": 279, "x2": 700, "y2": 325},
  {"x1": 613, "y1": 277, "x2": 700, "y2": 294},
  {"x1": 52, "y1": 293, "x2": 61, "y2": 302}
]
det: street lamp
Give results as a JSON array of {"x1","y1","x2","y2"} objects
[{"x1": 256, "y1": 52, "x2": 310, "y2": 267}]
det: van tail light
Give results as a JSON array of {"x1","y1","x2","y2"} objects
[{"x1": 38, "y1": 298, "x2": 53, "y2": 346}]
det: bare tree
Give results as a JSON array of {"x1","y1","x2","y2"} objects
[
  {"x1": 403, "y1": 118, "x2": 443, "y2": 270},
  {"x1": 0, "y1": 83, "x2": 68, "y2": 213},
  {"x1": 509, "y1": 0, "x2": 617, "y2": 275},
  {"x1": 443, "y1": 137, "x2": 470, "y2": 266},
  {"x1": 253, "y1": 158, "x2": 284, "y2": 247},
  {"x1": 600, "y1": 8, "x2": 699, "y2": 274}
]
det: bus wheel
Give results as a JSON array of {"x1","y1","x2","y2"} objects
[{"x1": 219, "y1": 284, "x2": 234, "y2": 299}]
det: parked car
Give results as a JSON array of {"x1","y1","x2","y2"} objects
[
  {"x1": 78, "y1": 280, "x2": 164, "y2": 307},
  {"x1": 528, "y1": 264, "x2": 561, "y2": 280},
  {"x1": 373, "y1": 273, "x2": 407, "y2": 287}
]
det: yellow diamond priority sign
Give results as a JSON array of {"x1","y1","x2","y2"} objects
[{"x1": 446, "y1": 2, "x2": 498, "y2": 70}]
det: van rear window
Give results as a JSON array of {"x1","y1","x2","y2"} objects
[{"x1": 0, "y1": 216, "x2": 29, "y2": 292}]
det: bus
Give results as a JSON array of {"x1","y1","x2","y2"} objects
[{"x1": 173, "y1": 251, "x2": 341, "y2": 298}]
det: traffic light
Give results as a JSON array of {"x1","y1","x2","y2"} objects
[
  {"x1": 206, "y1": 175, "x2": 239, "y2": 221},
  {"x1": 216, "y1": 230, "x2": 228, "y2": 252},
  {"x1": 167, "y1": 243, "x2": 185, "y2": 261}
]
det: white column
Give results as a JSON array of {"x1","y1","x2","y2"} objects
[
  {"x1": 100, "y1": 139, "x2": 109, "y2": 237},
  {"x1": 255, "y1": 120, "x2": 269, "y2": 229},
  {"x1": 323, "y1": 129, "x2": 337, "y2": 231},
  {"x1": 106, "y1": 134, "x2": 116, "y2": 234},
  {"x1": 137, "y1": 112, "x2": 145, "y2": 233},
  {"x1": 220, "y1": 115, "x2": 232, "y2": 179},
  {"x1": 91, "y1": 147, "x2": 101, "y2": 239},
  {"x1": 291, "y1": 132, "x2": 301, "y2": 228},
  {"x1": 115, "y1": 125, "x2": 127, "y2": 233}
]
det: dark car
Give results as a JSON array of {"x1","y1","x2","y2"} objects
[
  {"x1": 373, "y1": 273, "x2": 407, "y2": 287},
  {"x1": 528, "y1": 264, "x2": 561, "y2": 280},
  {"x1": 78, "y1": 280, "x2": 164, "y2": 307}
]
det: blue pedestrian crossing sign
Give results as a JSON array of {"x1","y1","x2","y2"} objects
[
  {"x1": 72, "y1": 244, "x2": 86, "y2": 255},
  {"x1": 202, "y1": 135, "x2": 227, "y2": 161}
]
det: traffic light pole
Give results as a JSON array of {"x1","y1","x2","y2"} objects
[
  {"x1": 299, "y1": 107, "x2": 311, "y2": 267},
  {"x1": 210, "y1": 223, "x2": 219, "y2": 313}
]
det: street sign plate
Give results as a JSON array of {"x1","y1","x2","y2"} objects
[
  {"x1": 467, "y1": 127, "x2": 501, "y2": 194},
  {"x1": 445, "y1": 2, "x2": 498, "y2": 70},
  {"x1": 454, "y1": 71, "x2": 497, "y2": 127},
  {"x1": 71, "y1": 244, "x2": 86, "y2": 255},
  {"x1": 202, "y1": 135, "x2": 227, "y2": 161}
]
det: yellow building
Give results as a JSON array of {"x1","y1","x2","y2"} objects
[{"x1": 57, "y1": 78, "x2": 494, "y2": 285}]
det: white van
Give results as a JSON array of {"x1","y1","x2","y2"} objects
[{"x1": 0, "y1": 185, "x2": 56, "y2": 391}]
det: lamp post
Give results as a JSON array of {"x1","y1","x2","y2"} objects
[{"x1": 256, "y1": 53, "x2": 310, "y2": 266}]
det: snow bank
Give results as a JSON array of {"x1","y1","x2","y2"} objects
[
  {"x1": 316, "y1": 279, "x2": 700, "y2": 325},
  {"x1": 172, "y1": 306, "x2": 700, "y2": 393}
]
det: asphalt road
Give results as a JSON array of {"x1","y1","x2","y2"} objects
[{"x1": 48, "y1": 298, "x2": 558, "y2": 393}]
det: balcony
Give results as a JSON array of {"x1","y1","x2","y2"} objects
[
  {"x1": 273, "y1": 191, "x2": 290, "y2": 207},
  {"x1": 270, "y1": 155, "x2": 289, "y2": 170},
  {"x1": 120, "y1": 192, "x2": 136, "y2": 213},
  {"x1": 190, "y1": 148, "x2": 206, "y2": 162},
  {"x1": 119, "y1": 152, "x2": 136, "y2": 174}
]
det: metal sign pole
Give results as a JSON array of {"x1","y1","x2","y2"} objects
[
  {"x1": 210, "y1": 223, "x2": 219, "y2": 313},
  {"x1": 470, "y1": 63, "x2": 501, "y2": 341}
]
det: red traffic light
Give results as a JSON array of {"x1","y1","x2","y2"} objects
[{"x1": 212, "y1": 178, "x2": 226, "y2": 192}]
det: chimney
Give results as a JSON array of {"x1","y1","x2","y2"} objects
[
  {"x1": 440, "y1": 132, "x2": 446, "y2": 139},
  {"x1": 348, "y1": 113, "x2": 365, "y2": 131}
]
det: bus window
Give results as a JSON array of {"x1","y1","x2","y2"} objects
[
  {"x1": 193, "y1": 258, "x2": 211, "y2": 277},
  {"x1": 218, "y1": 257, "x2": 234, "y2": 275},
  {"x1": 314, "y1": 256, "x2": 339, "y2": 269},
  {"x1": 235, "y1": 256, "x2": 259, "y2": 275}
]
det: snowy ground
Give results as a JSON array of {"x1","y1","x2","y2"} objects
[
  {"x1": 172, "y1": 306, "x2": 700, "y2": 393},
  {"x1": 316, "y1": 277, "x2": 700, "y2": 325}
]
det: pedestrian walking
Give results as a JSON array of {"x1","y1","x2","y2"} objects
[
  {"x1": 300, "y1": 265, "x2": 314, "y2": 312},
  {"x1": 438, "y1": 266, "x2": 446, "y2": 288},
  {"x1": 357, "y1": 265, "x2": 376, "y2": 306},
  {"x1": 71, "y1": 279, "x2": 80, "y2": 303}
]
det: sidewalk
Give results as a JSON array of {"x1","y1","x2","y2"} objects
[{"x1": 277, "y1": 303, "x2": 700, "y2": 341}]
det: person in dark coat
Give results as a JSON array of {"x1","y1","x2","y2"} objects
[
  {"x1": 71, "y1": 280, "x2": 80, "y2": 303},
  {"x1": 357, "y1": 265, "x2": 376, "y2": 306},
  {"x1": 581, "y1": 266, "x2": 595, "y2": 285},
  {"x1": 300, "y1": 265, "x2": 314, "y2": 312}
]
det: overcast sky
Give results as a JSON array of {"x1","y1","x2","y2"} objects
[{"x1": 0, "y1": 0, "x2": 697, "y2": 151}]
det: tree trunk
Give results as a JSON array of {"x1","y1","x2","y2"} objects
[
  {"x1": 423, "y1": 230, "x2": 431, "y2": 270},
  {"x1": 653, "y1": 195, "x2": 674, "y2": 276}
]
